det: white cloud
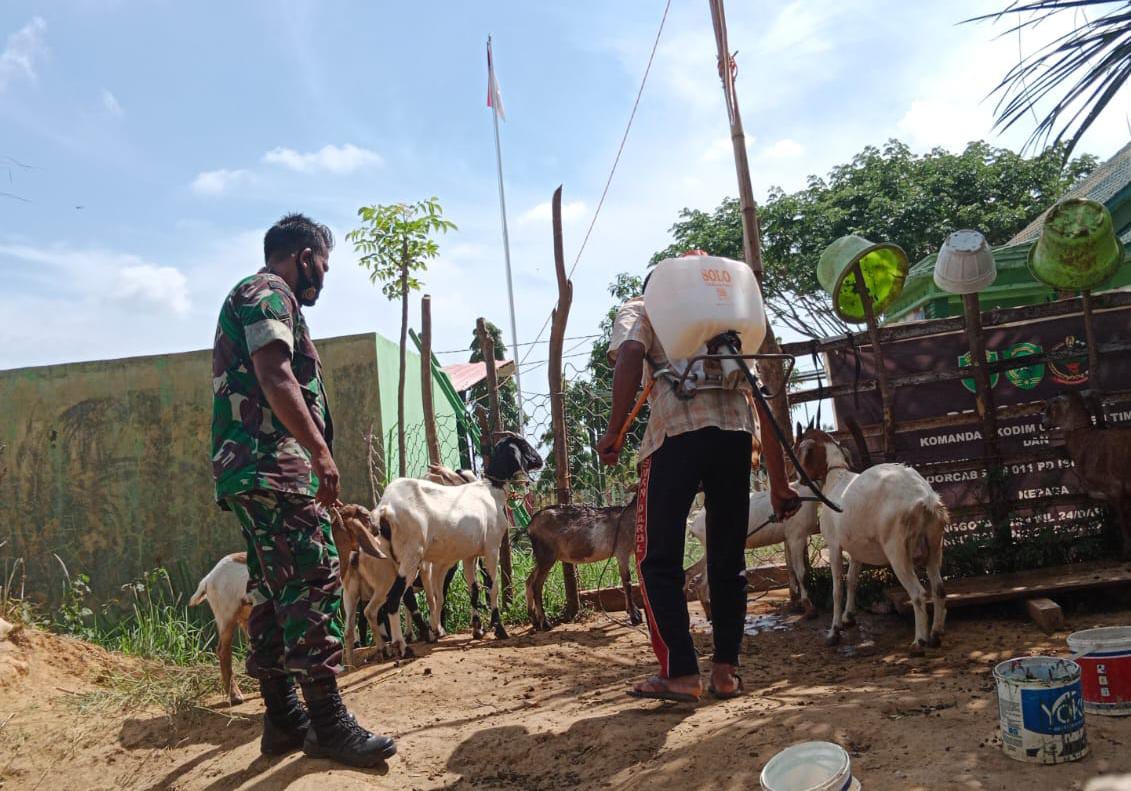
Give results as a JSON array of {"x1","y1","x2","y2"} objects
[
  {"x1": 262, "y1": 143, "x2": 383, "y2": 174},
  {"x1": 190, "y1": 168, "x2": 251, "y2": 196},
  {"x1": 762, "y1": 138, "x2": 804, "y2": 159},
  {"x1": 0, "y1": 17, "x2": 47, "y2": 93},
  {"x1": 113, "y1": 264, "x2": 191, "y2": 315},
  {"x1": 101, "y1": 88, "x2": 123, "y2": 117},
  {"x1": 518, "y1": 200, "x2": 587, "y2": 225}
]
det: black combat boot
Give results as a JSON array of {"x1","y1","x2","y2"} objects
[
  {"x1": 301, "y1": 676, "x2": 396, "y2": 767},
  {"x1": 259, "y1": 676, "x2": 310, "y2": 755}
]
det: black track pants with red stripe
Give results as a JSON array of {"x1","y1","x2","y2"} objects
[{"x1": 635, "y1": 427, "x2": 752, "y2": 678}]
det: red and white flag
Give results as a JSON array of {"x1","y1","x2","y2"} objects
[{"x1": 487, "y1": 36, "x2": 506, "y2": 121}]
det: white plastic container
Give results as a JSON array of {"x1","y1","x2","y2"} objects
[
  {"x1": 994, "y1": 656, "x2": 1088, "y2": 764},
  {"x1": 1068, "y1": 626, "x2": 1131, "y2": 716},
  {"x1": 644, "y1": 255, "x2": 766, "y2": 360},
  {"x1": 760, "y1": 741, "x2": 860, "y2": 791},
  {"x1": 933, "y1": 229, "x2": 997, "y2": 295}
]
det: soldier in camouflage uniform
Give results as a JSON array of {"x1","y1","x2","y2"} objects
[{"x1": 211, "y1": 213, "x2": 395, "y2": 767}]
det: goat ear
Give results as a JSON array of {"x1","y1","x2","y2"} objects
[
  {"x1": 807, "y1": 416, "x2": 815, "y2": 430},
  {"x1": 795, "y1": 421, "x2": 804, "y2": 440}
]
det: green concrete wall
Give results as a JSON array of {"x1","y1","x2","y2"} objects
[
  {"x1": 0, "y1": 331, "x2": 459, "y2": 606},
  {"x1": 373, "y1": 333, "x2": 461, "y2": 481}
]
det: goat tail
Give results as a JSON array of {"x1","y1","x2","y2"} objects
[{"x1": 189, "y1": 576, "x2": 209, "y2": 607}]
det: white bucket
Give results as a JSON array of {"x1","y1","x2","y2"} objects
[
  {"x1": 1068, "y1": 626, "x2": 1131, "y2": 716},
  {"x1": 994, "y1": 656, "x2": 1088, "y2": 764},
  {"x1": 760, "y1": 741, "x2": 860, "y2": 791}
]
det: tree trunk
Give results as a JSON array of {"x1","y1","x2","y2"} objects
[
  {"x1": 421, "y1": 294, "x2": 441, "y2": 466},
  {"x1": 397, "y1": 242, "x2": 408, "y2": 479}
]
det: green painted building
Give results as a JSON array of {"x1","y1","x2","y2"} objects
[
  {"x1": 0, "y1": 332, "x2": 462, "y2": 605},
  {"x1": 884, "y1": 141, "x2": 1131, "y2": 324}
]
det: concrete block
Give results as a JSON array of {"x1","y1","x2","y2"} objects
[{"x1": 1026, "y1": 597, "x2": 1064, "y2": 634}]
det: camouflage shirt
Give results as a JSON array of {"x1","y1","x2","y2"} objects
[{"x1": 211, "y1": 271, "x2": 334, "y2": 504}]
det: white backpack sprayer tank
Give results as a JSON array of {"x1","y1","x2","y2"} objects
[
  {"x1": 641, "y1": 254, "x2": 842, "y2": 513},
  {"x1": 644, "y1": 254, "x2": 766, "y2": 361}
]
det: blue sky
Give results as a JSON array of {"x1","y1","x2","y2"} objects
[{"x1": 3, "y1": 1, "x2": 1129, "y2": 399}]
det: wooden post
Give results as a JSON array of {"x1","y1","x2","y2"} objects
[
  {"x1": 851, "y1": 262, "x2": 897, "y2": 460},
  {"x1": 1081, "y1": 290, "x2": 1101, "y2": 393},
  {"x1": 550, "y1": 186, "x2": 581, "y2": 619},
  {"x1": 396, "y1": 241, "x2": 409, "y2": 478},
  {"x1": 708, "y1": 0, "x2": 791, "y2": 442},
  {"x1": 961, "y1": 292, "x2": 1007, "y2": 546},
  {"x1": 421, "y1": 295, "x2": 441, "y2": 467},
  {"x1": 476, "y1": 317, "x2": 512, "y2": 604}
]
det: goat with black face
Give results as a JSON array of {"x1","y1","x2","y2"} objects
[{"x1": 375, "y1": 434, "x2": 543, "y2": 642}]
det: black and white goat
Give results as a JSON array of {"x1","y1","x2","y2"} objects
[{"x1": 378, "y1": 434, "x2": 543, "y2": 641}]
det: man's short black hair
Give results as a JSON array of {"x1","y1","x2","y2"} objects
[{"x1": 263, "y1": 213, "x2": 334, "y2": 262}]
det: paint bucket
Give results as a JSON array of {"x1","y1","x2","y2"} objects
[
  {"x1": 1068, "y1": 626, "x2": 1131, "y2": 716},
  {"x1": 994, "y1": 656, "x2": 1088, "y2": 764},
  {"x1": 760, "y1": 741, "x2": 860, "y2": 791}
]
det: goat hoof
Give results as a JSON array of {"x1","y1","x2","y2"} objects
[
  {"x1": 927, "y1": 633, "x2": 942, "y2": 649},
  {"x1": 494, "y1": 625, "x2": 509, "y2": 640},
  {"x1": 229, "y1": 691, "x2": 245, "y2": 706},
  {"x1": 825, "y1": 629, "x2": 841, "y2": 647},
  {"x1": 801, "y1": 600, "x2": 818, "y2": 620},
  {"x1": 842, "y1": 612, "x2": 857, "y2": 627},
  {"x1": 629, "y1": 609, "x2": 643, "y2": 626},
  {"x1": 472, "y1": 627, "x2": 485, "y2": 640},
  {"x1": 909, "y1": 640, "x2": 926, "y2": 657}
]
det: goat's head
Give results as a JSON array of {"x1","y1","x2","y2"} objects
[
  {"x1": 485, "y1": 432, "x2": 544, "y2": 485},
  {"x1": 793, "y1": 423, "x2": 849, "y2": 483},
  {"x1": 329, "y1": 503, "x2": 388, "y2": 561},
  {"x1": 1041, "y1": 391, "x2": 1091, "y2": 431}
]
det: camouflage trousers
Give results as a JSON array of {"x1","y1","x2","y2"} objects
[{"x1": 225, "y1": 490, "x2": 343, "y2": 681}]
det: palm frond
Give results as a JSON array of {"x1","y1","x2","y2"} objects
[{"x1": 966, "y1": 0, "x2": 1131, "y2": 157}]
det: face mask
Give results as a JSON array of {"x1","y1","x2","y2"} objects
[{"x1": 297, "y1": 256, "x2": 323, "y2": 306}]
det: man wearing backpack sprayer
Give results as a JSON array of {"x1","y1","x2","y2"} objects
[{"x1": 597, "y1": 250, "x2": 798, "y2": 703}]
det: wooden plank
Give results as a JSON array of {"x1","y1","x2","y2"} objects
[
  {"x1": 886, "y1": 561, "x2": 1131, "y2": 613},
  {"x1": 780, "y1": 291, "x2": 1131, "y2": 357},
  {"x1": 579, "y1": 563, "x2": 792, "y2": 612}
]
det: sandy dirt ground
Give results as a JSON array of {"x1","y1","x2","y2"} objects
[{"x1": 3, "y1": 595, "x2": 1131, "y2": 791}]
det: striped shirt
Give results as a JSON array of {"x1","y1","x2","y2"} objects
[{"x1": 609, "y1": 296, "x2": 758, "y2": 461}]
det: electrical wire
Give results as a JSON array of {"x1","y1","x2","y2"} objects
[{"x1": 519, "y1": 0, "x2": 674, "y2": 367}]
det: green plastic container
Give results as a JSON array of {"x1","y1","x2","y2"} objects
[
  {"x1": 1027, "y1": 198, "x2": 1124, "y2": 290},
  {"x1": 817, "y1": 235, "x2": 909, "y2": 323}
]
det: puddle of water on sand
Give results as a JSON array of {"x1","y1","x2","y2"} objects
[{"x1": 690, "y1": 612, "x2": 793, "y2": 636}]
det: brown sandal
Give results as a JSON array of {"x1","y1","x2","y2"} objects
[
  {"x1": 708, "y1": 672, "x2": 744, "y2": 700},
  {"x1": 626, "y1": 675, "x2": 701, "y2": 703}
]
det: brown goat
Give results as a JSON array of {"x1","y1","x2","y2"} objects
[
  {"x1": 525, "y1": 497, "x2": 641, "y2": 630},
  {"x1": 1042, "y1": 391, "x2": 1131, "y2": 558}
]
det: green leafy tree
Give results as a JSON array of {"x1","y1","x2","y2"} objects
[
  {"x1": 348, "y1": 198, "x2": 456, "y2": 477},
  {"x1": 536, "y1": 274, "x2": 644, "y2": 505},
  {"x1": 468, "y1": 320, "x2": 522, "y2": 433},
  {"x1": 652, "y1": 139, "x2": 1097, "y2": 338}
]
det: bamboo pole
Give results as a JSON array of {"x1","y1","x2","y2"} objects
[
  {"x1": 707, "y1": 0, "x2": 791, "y2": 441},
  {"x1": 550, "y1": 186, "x2": 581, "y2": 619},
  {"x1": 420, "y1": 295, "x2": 441, "y2": 467},
  {"x1": 850, "y1": 262, "x2": 897, "y2": 460},
  {"x1": 476, "y1": 317, "x2": 512, "y2": 605}
]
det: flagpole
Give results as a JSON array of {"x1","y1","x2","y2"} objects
[{"x1": 488, "y1": 35, "x2": 525, "y2": 433}]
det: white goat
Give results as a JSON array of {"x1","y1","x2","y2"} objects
[
  {"x1": 796, "y1": 428, "x2": 948, "y2": 655},
  {"x1": 189, "y1": 552, "x2": 251, "y2": 705},
  {"x1": 378, "y1": 434, "x2": 543, "y2": 641},
  {"x1": 685, "y1": 484, "x2": 820, "y2": 619}
]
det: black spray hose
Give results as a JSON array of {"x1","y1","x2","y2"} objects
[{"x1": 736, "y1": 356, "x2": 843, "y2": 513}]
